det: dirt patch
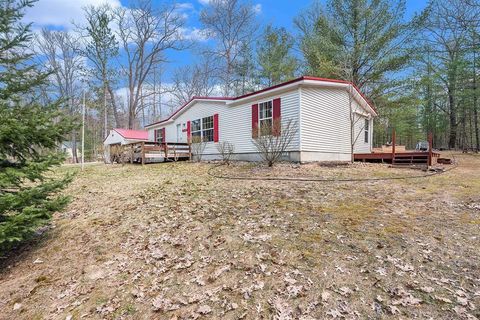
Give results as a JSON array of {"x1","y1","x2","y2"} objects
[{"x1": 0, "y1": 154, "x2": 479, "y2": 319}]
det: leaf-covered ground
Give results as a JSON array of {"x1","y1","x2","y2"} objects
[{"x1": 0, "y1": 154, "x2": 479, "y2": 320}]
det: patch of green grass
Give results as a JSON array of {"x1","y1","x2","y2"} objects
[
  {"x1": 324, "y1": 201, "x2": 380, "y2": 228},
  {"x1": 113, "y1": 303, "x2": 137, "y2": 317}
]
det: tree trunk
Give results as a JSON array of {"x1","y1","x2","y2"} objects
[
  {"x1": 448, "y1": 87, "x2": 457, "y2": 149},
  {"x1": 474, "y1": 96, "x2": 479, "y2": 151},
  {"x1": 127, "y1": 85, "x2": 136, "y2": 129},
  {"x1": 128, "y1": 105, "x2": 135, "y2": 129},
  {"x1": 104, "y1": 85, "x2": 108, "y2": 139},
  {"x1": 474, "y1": 46, "x2": 479, "y2": 152},
  {"x1": 107, "y1": 84, "x2": 121, "y2": 128}
]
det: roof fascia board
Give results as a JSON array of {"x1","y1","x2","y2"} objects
[
  {"x1": 226, "y1": 82, "x2": 301, "y2": 106},
  {"x1": 146, "y1": 98, "x2": 229, "y2": 128}
]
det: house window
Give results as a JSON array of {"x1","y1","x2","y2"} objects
[
  {"x1": 191, "y1": 119, "x2": 201, "y2": 141},
  {"x1": 259, "y1": 101, "x2": 273, "y2": 135},
  {"x1": 364, "y1": 119, "x2": 369, "y2": 143},
  {"x1": 156, "y1": 129, "x2": 164, "y2": 143},
  {"x1": 202, "y1": 116, "x2": 214, "y2": 142},
  {"x1": 191, "y1": 116, "x2": 214, "y2": 142}
]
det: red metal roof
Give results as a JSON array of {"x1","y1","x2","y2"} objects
[
  {"x1": 145, "y1": 76, "x2": 376, "y2": 127},
  {"x1": 114, "y1": 128, "x2": 149, "y2": 140}
]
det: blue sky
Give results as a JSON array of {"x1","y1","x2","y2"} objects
[{"x1": 26, "y1": 0, "x2": 429, "y2": 83}]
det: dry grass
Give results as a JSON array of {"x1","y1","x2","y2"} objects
[{"x1": 0, "y1": 154, "x2": 479, "y2": 319}]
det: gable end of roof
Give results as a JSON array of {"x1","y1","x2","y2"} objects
[{"x1": 145, "y1": 76, "x2": 377, "y2": 128}]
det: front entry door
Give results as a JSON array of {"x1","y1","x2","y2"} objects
[{"x1": 177, "y1": 124, "x2": 183, "y2": 143}]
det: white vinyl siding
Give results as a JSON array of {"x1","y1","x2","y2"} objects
[
  {"x1": 148, "y1": 90, "x2": 301, "y2": 157},
  {"x1": 300, "y1": 87, "x2": 351, "y2": 155},
  {"x1": 353, "y1": 113, "x2": 372, "y2": 153},
  {"x1": 148, "y1": 101, "x2": 226, "y2": 155},
  {"x1": 147, "y1": 86, "x2": 373, "y2": 161},
  {"x1": 299, "y1": 87, "x2": 372, "y2": 158}
]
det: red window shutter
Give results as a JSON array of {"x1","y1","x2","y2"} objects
[
  {"x1": 154, "y1": 129, "x2": 157, "y2": 143},
  {"x1": 252, "y1": 104, "x2": 259, "y2": 138},
  {"x1": 213, "y1": 114, "x2": 219, "y2": 142},
  {"x1": 162, "y1": 128, "x2": 166, "y2": 143},
  {"x1": 186, "y1": 121, "x2": 191, "y2": 143},
  {"x1": 272, "y1": 98, "x2": 281, "y2": 136}
]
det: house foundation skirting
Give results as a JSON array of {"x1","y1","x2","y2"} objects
[{"x1": 199, "y1": 151, "x2": 352, "y2": 163}]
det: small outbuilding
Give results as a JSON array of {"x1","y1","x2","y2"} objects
[{"x1": 103, "y1": 128, "x2": 149, "y2": 163}]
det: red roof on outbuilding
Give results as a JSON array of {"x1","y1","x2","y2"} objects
[{"x1": 114, "y1": 128, "x2": 149, "y2": 140}]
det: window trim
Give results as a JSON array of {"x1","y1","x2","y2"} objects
[
  {"x1": 155, "y1": 128, "x2": 164, "y2": 143},
  {"x1": 364, "y1": 119, "x2": 369, "y2": 143},
  {"x1": 190, "y1": 115, "x2": 215, "y2": 143},
  {"x1": 202, "y1": 115, "x2": 214, "y2": 142},
  {"x1": 258, "y1": 99, "x2": 273, "y2": 135}
]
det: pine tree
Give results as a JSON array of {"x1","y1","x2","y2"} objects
[
  {"x1": 295, "y1": 0, "x2": 420, "y2": 98},
  {"x1": 257, "y1": 25, "x2": 297, "y2": 87},
  {"x1": 79, "y1": 4, "x2": 120, "y2": 130},
  {"x1": 0, "y1": 0, "x2": 73, "y2": 253},
  {"x1": 233, "y1": 41, "x2": 256, "y2": 96}
]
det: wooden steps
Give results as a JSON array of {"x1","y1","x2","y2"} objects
[{"x1": 392, "y1": 153, "x2": 429, "y2": 166}]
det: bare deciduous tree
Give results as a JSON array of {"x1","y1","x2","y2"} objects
[
  {"x1": 200, "y1": 0, "x2": 257, "y2": 96},
  {"x1": 113, "y1": 0, "x2": 187, "y2": 129},
  {"x1": 35, "y1": 29, "x2": 83, "y2": 163},
  {"x1": 216, "y1": 141, "x2": 235, "y2": 164},
  {"x1": 191, "y1": 135, "x2": 207, "y2": 162},
  {"x1": 252, "y1": 119, "x2": 298, "y2": 167},
  {"x1": 170, "y1": 57, "x2": 217, "y2": 106},
  {"x1": 347, "y1": 84, "x2": 369, "y2": 163}
]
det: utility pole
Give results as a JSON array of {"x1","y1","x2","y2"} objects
[
  {"x1": 153, "y1": 66, "x2": 157, "y2": 122},
  {"x1": 104, "y1": 85, "x2": 108, "y2": 139},
  {"x1": 82, "y1": 91, "x2": 86, "y2": 171}
]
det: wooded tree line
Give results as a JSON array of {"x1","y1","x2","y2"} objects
[{"x1": 31, "y1": 0, "x2": 480, "y2": 162}]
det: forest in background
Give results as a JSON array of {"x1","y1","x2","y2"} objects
[{"x1": 28, "y1": 0, "x2": 480, "y2": 161}]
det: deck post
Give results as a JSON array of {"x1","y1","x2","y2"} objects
[
  {"x1": 392, "y1": 128, "x2": 396, "y2": 164},
  {"x1": 130, "y1": 144, "x2": 134, "y2": 164},
  {"x1": 428, "y1": 132, "x2": 433, "y2": 167},
  {"x1": 188, "y1": 143, "x2": 192, "y2": 160},
  {"x1": 164, "y1": 143, "x2": 168, "y2": 159},
  {"x1": 141, "y1": 142, "x2": 145, "y2": 165}
]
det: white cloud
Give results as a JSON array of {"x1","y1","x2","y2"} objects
[
  {"x1": 180, "y1": 27, "x2": 210, "y2": 42},
  {"x1": 24, "y1": 0, "x2": 122, "y2": 29},
  {"x1": 177, "y1": 2, "x2": 195, "y2": 10},
  {"x1": 198, "y1": 1, "x2": 262, "y2": 15}
]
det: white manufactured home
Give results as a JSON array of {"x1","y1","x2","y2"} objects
[{"x1": 144, "y1": 76, "x2": 377, "y2": 162}]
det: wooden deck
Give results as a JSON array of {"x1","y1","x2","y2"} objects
[
  {"x1": 128, "y1": 142, "x2": 191, "y2": 164},
  {"x1": 354, "y1": 151, "x2": 440, "y2": 166},
  {"x1": 355, "y1": 130, "x2": 439, "y2": 167}
]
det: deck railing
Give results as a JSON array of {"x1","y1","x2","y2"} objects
[{"x1": 127, "y1": 141, "x2": 191, "y2": 164}]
